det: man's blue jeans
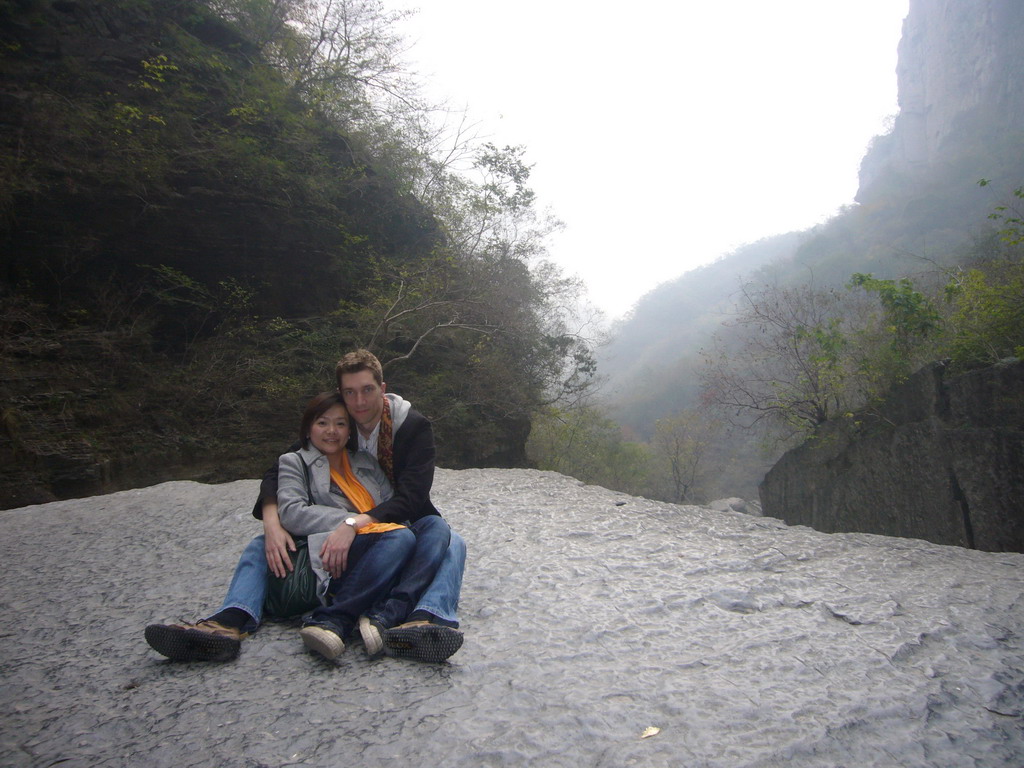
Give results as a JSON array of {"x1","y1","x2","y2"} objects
[
  {"x1": 368, "y1": 516, "x2": 451, "y2": 629},
  {"x1": 410, "y1": 529, "x2": 466, "y2": 628},
  {"x1": 308, "y1": 527, "x2": 417, "y2": 637}
]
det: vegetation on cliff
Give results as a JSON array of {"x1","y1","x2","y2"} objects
[
  {"x1": 0, "y1": 0, "x2": 596, "y2": 506},
  {"x1": 701, "y1": 199, "x2": 1024, "y2": 440}
]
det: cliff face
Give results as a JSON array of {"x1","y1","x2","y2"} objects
[
  {"x1": 755, "y1": 2, "x2": 1024, "y2": 551},
  {"x1": 858, "y1": 0, "x2": 1024, "y2": 197},
  {"x1": 759, "y1": 359, "x2": 1024, "y2": 553}
]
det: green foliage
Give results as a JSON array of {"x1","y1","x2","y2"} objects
[
  {"x1": 846, "y1": 272, "x2": 945, "y2": 396},
  {"x1": 702, "y1": 272, "x2": 944, "y2": 442},
  {"x1": 848, "y1": 273, "x2": 942, "y2": 355},
  {"x1": 337, "y1": 240, "x2": 597, "y2": 466},
  {"x1": 700, "y1": 282, "x2": 860, "y2": 436},
  {"x1": 0, "y1": 0, "x2": 602, "y2": 500},
  {"x1": 946, "y1": 257, "x2": 1024, "y2": 369},
  {"x1": 527, "y1": 406, "x2": 653, "y2": 497},
  {"x1": 136, "y1": 54, "x2": 179, "y2": 91},
  {"x1": 700, "y1": 184, "x2": 1024, "y2": 459},
  {"x1": 475, "y1": 143, "x2": 536, "y2": 215},
  {"x1": 979, "y1": 180, "x2": 1024, "y2": 246}
]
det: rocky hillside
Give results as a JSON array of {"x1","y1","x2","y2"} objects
[
  {"x1": 859, "y1": 0, "x2": 1024, "y2": 190},
  {"x1": 0, "y1": 1, "x2": 437, "y2": 507}
]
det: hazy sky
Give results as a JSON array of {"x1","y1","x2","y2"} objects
[{"x1": 391, "y1": 1, "x2": 910, "y2": 319}]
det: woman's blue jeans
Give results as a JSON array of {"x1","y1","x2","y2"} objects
[{"x1": 213, "y1": 535, "x2": 269, "y2": 634}]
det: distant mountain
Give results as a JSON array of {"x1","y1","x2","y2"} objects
[{"x1": 599, "y1": 232, "x2": 805, "y2": 435}]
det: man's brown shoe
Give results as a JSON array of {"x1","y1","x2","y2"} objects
[
  {"x1": 145, "y1": 620, "x2": 246, "y2": 662},
  {"x1": 383, "y1": 620, "x2": 463, "y2": 663}
]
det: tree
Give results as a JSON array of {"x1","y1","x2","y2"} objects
[
  {"x1": 700, "y1": 282, "x2": 859, "y2": 439},
  {"x1": 845, "y1": 272, "x2": 945, "y2": 398},
  {"x1": 979, "y1": 180, "x2": 1024, "y2": 246},
  {"x1": 653, "y1": 408, "x2": 720, "y2": 503},
  {"x1": 208, "y1": 0, "x2": 415, "y2": 113},
  {"x1": 527, "y1": 404, "x2": 652, "y2": 497},
  {"x1": 944, "y1": 236, "x2": 1024, "y2": 370},
  {"x1": 848, "y1": 273, "x2": 942, "y2": 354},
  {"x1": 944, "y1": 183, "x2": 1024, "y2": 368}
]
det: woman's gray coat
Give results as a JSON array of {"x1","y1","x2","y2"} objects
[{"x1": 277, "y1": 446, "x2": 394, "y2": 594}]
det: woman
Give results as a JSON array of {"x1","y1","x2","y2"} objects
[
  {"x1": 144, "y1": 392, "x2": 415, "y2": 662},
  {"x1": 277, "y1": 391, "x2": 416, "y2": 659}
]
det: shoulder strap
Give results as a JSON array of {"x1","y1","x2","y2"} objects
[{"x1": 295, "y1": 452, "x2": 314, "y2": 505}]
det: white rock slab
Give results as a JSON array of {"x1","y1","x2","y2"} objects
[{"x1": 0, "y1": 468, "x2": 1021, "y2": 767}]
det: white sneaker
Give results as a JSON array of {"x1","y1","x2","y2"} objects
[
  {"x1": 358, "y1": 616, "x2": 385, "y2": 658},
  {"x1": 299, "y1": 624, "x2": 345, "y2": 659}
]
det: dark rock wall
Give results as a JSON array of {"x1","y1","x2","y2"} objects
[{"x1": 760, "y1": 359, "x2": 1024, "y2": 552}]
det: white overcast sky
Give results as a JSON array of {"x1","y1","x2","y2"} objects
[{"x1": 390, "y1": 1, "x2": 910, "y2": 319}]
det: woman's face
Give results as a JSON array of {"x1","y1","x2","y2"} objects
[{"x1": 309, "y1": 404, "x2": 350, "y2": 455}]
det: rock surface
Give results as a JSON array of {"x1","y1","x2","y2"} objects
[
  {"x1": 2, "y1": 468, "x2": 1023, "y2": 767},
  {"x1": 760, "y1": 359, "x2": 1024, "y2": 552},
  {"x1": 708, "y1": 497, "x2": 762, "y2": 516}
]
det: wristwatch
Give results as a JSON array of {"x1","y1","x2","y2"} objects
[{"x1": 344, "y1": 517, "x2": 359, "y2": 531}]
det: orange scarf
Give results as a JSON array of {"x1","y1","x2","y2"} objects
[{"x1": 329, "y1": 450, "x2": 404, "y2": 534}]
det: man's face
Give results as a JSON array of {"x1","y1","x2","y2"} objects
[{"x1": 339, "y1": 369, "x2": 386, "y2": 434}]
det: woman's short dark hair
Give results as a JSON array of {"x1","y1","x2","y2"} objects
[{"x1": 299, "y1": 391, "x2": 347, "y2": 449}]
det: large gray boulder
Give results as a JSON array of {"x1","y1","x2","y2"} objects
[
  {"x1": 760, "y1": 358, "x2": 1024, "y2": 552},
  {"x1": 2, "y1": 469, "x2": 1022, "y2": 767}
]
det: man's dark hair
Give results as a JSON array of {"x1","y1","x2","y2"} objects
[{"x1": 335, "y1": 348, "x2": 384, "y2": 388}]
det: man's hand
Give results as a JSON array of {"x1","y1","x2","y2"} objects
[
  {"x1": 320, "y1": 524, "x2": 357, "y2": 578},
  {"x1": 262, "y1": 502, "x2": 296, "y2": 579}
]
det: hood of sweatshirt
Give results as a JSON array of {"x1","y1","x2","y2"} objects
[{"x1": 386, "y1": 392, "x2": 412, "y2": 433}]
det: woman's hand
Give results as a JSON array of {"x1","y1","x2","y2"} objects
[
  {"x1": 320, "y1": 523, "x2": 357, "y2": 578},
  {"x1": 262, "y1": 502, "x2": 296, "y2": 578}
]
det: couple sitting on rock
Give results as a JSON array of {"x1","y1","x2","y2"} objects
[{"x1": 145, "y1": 349, "x2": 466, "y2": 663}]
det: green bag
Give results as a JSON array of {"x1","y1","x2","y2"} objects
[
  {"x1": 264, "y1": 536, "x2": 320, "y2": 619},
  {"x1": 264, "y1": 453, "x2": 321, "y2": 619}
]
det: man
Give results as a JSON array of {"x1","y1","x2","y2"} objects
[{"x1": 145, "y1": 349, "x2": 466, "y2": 663}]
